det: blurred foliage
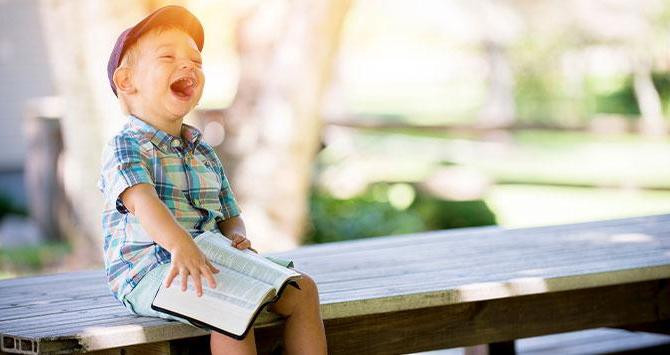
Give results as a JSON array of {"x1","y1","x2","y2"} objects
[
  {"x1": 515, "y1": 69, "x2": 670, "y2": 123},
  {"x1": 589, "y1": 72, "x2": 670, "y2": 117},
  {"x1": 0, "y1": 241, "x2": 71, "y2": 273},
  {"x1": 588, "y1": 75, "x2": 639, "y2": 116},
  {"x1": 304, "y1": 183, "x2": 497, "y2": 244},
  {"x1": 0, "y1": 194, "x2": 27, "y2": 221}
]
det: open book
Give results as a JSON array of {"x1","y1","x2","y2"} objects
[{"x1": 151, "y1": 231, "x2": 302, "y2": 340}]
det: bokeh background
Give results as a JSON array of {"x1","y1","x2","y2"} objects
[{"x1": 1, "y1": 0, "x2": 670, "y2": 279}]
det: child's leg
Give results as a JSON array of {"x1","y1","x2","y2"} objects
[
  {"x1": 211, "y1": 330, "x2": 257, "y2": 355},
  {"x1": 267, "y1": 271, "x2": 327, "y2": 355}
]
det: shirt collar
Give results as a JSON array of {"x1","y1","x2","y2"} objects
[{"x1": 127, "y1": 115, "x2": 202, "y2": 153}]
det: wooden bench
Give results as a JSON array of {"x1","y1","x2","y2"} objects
[{"x1": 2, "y1": 214, "x2": 670, "y2": 354}]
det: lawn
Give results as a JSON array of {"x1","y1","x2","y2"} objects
[{"x1": 318, "y1": 127, "x2": 670, "y2": 228}]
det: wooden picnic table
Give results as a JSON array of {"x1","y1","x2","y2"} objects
[{"x1": 1, "y1": 213, "x2": 670, "y2": 354}]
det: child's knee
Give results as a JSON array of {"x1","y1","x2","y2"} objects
[{"x1": 296, "y1": 272, "x2": 320, "y2": 304}]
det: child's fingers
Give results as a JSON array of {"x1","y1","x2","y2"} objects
[
  {"x1": 231, "y1": 234, "x2": 244, "y2": 245},
  {"x1": 206, "y1": 260, "x2": 220, "y2": 273},
  {"x1": 180, "y1": 269, "x2": 188, "y2": 292},
  {"x1": 164, "y1": 266, "x2": 177, "y2": 288},
  {"x1": 202, "y1": 265, "x2": 217, "y2": 289},
  {"x1": 191, "y1": 268, "x2": 203, "y2": 297},
  {"x1": 236, "y1": 238, "x2": 251, "y2": 250}
]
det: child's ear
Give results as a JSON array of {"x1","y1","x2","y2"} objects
[{"x1": 113, "y1": 67, "x2": 136, "y2": 95}]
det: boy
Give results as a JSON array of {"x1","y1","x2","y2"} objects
[{"x1": 98, "y1": 6, "x2": 327, "y2": 354}]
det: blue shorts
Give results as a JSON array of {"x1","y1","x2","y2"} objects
[{"x1": 122, "y1": 262, "x2": 192, "y2": 326}]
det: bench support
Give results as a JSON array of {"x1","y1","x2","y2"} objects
[
  {"x1": 259, "y1": 279, "x2": 668, "y2": 355},
  {"x1": 83, "y1": 278, "x2": 670, "y2": 354}
]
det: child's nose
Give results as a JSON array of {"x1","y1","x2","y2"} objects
[{"x1": 179, "y1": 60, "x2": 194, "y2": 70}]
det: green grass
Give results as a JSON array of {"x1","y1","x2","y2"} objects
[
  {"x1": 327, "y1": 129, "x2": 670, "y2": 189},
  {"x1": 0, "y1": 241, "x2": 71, "y2": 278},
  {"x1": 316, "y1": 128, "x2": 670, "y2": 230},
  {"x1": 485, "y1": 184, "x2": 670, "y2": 228}
]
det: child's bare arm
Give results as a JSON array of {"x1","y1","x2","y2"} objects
[{"x1": 119, "y1": 183, "x2": 219, "y2": 296}]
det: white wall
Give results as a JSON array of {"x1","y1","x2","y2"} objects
[{"x1": 0, "y1": 0, "x2": 56, "y2": 170}]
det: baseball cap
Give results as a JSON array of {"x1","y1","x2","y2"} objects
[{"x1": 107, "y1": 5, "x2": 204, "y2": 96}]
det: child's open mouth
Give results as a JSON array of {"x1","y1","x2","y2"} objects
[{"x1": 170, "y1": 76, "x2": 197, "y2": 100}]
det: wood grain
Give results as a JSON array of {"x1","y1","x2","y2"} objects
[{"x1": 1, "y1": 214, "x2": 669, "y2": 353}]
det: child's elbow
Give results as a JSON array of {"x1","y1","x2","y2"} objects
[{"x1": 119, "y1": 183, "x2": 155, "y2": 215}]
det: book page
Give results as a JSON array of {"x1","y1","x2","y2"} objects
[
  {"x1": 194, "y1": 231, "x2": 301, "y2": 289},
  {"x1": 152, "y1": 263, "x2": 275, "y2": 337}
]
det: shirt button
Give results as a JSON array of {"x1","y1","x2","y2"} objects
[{"x1": 171, "y1": 139, "x2": 182, "y2": 148}]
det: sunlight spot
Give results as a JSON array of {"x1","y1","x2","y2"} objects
[
  {"x1": 457, "y1": 281, "x2": 511, "y2": 301},
  {"x1": 202, "y1": 121, "x2": 225, "y2": 146},
  {"x1": 388, "y1": 183, "x2": 415, "y2": 210},
  {"x1": 608, "y1": 233, "x2": 654, "y2": 243},
  {"x1": 80, "y1": 324, "x2": 148, "y2": 349},
  {"x1": 507, "y1": 277, "x2": 549, "y2": 294}
]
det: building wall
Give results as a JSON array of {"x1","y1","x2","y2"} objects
[{"x1": 0, "y1": 0, "x2": 56, "y2": 206}]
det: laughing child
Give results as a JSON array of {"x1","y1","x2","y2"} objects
[{"x1": 97, "y1": 6, "x2": 327, "y2": 354}]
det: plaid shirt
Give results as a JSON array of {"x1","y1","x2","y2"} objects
[{"x1": 97, "y1": 115, "x2": 240, "y2": 304}]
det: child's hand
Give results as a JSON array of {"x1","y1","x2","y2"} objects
[
  {"x1": 230, "y1": 232, "x2": 252, "y2": 251},
  {"x1": 164, "y1": 238, "x2": 220, "y2": 297}
]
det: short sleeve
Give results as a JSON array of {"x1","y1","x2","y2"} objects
[
  {"x1": 98, "y1": 136, "x2": 154, "y2": 214},
  {"x1": 218, "y1": 168, "x2": 240, "y2": 219},
  {"x1": 201, "y1": 145, "x2": 240, "y2": 219}
]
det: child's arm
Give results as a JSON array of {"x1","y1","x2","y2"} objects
[
  {"x1": 217, "y1": 215, "x2": 256, "y2": 253},
  {"x1": 120, "y1": 183, "x2": 219, "y2": 297}
]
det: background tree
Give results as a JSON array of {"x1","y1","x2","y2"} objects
[
  {"x1": 37, "y1": 0, "x2": 352, "y2": 269},
  {"x1": 218, "y1": 0, "x2": 352, "y2": 251},
  {"x1": 38, "y1": 0, "x2": 161, "y2": 268}
]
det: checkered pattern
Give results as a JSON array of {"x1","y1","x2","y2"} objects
[{"x1": 97, "y1": 115, "x2": 240, "y2": 304}]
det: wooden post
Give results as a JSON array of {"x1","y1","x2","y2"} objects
[{"x1": 23, "y1": 97, "x2": 65, "y2": 242}]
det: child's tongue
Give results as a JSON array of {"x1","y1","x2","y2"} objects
[{"x1": 171, "y1": 80, "x2": 193, "y2": 97}]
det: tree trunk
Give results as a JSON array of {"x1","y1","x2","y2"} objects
[
  {"x1": 632, "y1": 57, "x2": 667, "y2": 137},
  {"x1": 478, "y1": 39, "x2": 516, "y2": 129},
  {"x1": 218, "y1": 0, "x2": 352, "y2": 251},
  {"x1": 38, "y1": 0, "x2": 155, "y2": 269}
]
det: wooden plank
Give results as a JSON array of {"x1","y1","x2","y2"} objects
[
  {"x1": 311, "y1": 280, "x2": 670, "y2": 354},
  {"x1": 0, "y1": 298, "x2": 120, "y2": 321},
  {"x1": 519, "y1": 329, "x2": 670, "y2": 355},
  {"x1": 1, "y1": 238, "x2": 668, "y2": 330},
  {"x1": 1, "y1": 305, "x2": 134, "y2": 333},
  {"x1": 288, "y1": 222, "x2": 670, "y2": 270},
  {"x1": 85, "y1": 340, "x2": 172, "y2": 355},
  {"x1": 617, "y1": 320, "x2": 670, "y2": 335},
  {"x1": 0, "y1": 286, "x2": 110, "y2": 307},
  {"x1": 516, "y1": 328, "x2": 670, "y2": 355},
  {"x1": 83, "y1": 279, "x2": 670, "y2": 354},
  {"x1": 1, "y1": 215, "x2": 667, "y2": 302},
  {"x1": 271, "y1": 213, "x2": 670, "y2": 259},
  {"x1": 309, "y1": 245, "x2": 670, "y2": 290},
  {"x1": 0, "y1": 270, "x2": 104, "y2": 288},
  {"x1": 302, "y1": 248, "x2": 669, "y2": 291},
  {"x1": 286, "y1": 231, "x2": 670, "y2": 286},
  {"x1": 2, "y1": 214, "x2": 670, "y2": 353},
  {"x1": 0, "y1": 242, "x2": 656, "y2": 323},
  {"x1": 74, "y1": 320, "x2": 208, "y2": 352},
  {"x1": 314, "y1": 252, "x2": 670, "y2": 297},
  {"x1": 7, "y1": 260, "x2": 664, "y2": 337}
]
